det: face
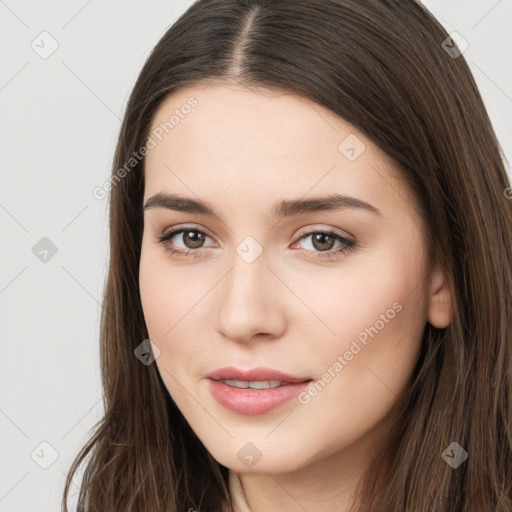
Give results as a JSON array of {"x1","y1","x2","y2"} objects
[{"x1": 139, "y1": 81, "x2": 449, "y2": 475}]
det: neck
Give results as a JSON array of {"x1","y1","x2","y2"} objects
[
  {"x1": 226, "y1": 436, "x2": 384, "y2": 512},
  {"x1": 223, "y1": 392, "x2": 400, "y2": 511}
]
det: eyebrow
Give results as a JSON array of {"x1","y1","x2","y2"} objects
[{"x1": 143, "y1": 192, "x2": 381, "y2": 221}]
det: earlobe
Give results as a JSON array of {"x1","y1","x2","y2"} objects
[{"x1": 427, "y1": 265, "x2": 452, "y2": 328}]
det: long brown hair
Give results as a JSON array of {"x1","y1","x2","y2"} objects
[{"x1": 62, "y1": 0, "x2": 512, "y2": 510}]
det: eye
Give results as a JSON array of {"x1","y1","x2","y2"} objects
[
  {"x1": 155, "y1": 225, "x2": 357, "y2": 260},
  {"x1": 155, "y1": 226, "x2": 214, "y2": 257},
  {"x1": 291, "y1": 229, "x2": 356, "y2": 260}
]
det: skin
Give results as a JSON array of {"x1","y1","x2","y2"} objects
[{"x1": 139, "y1": 81, "x2": 452, "y2": 512}]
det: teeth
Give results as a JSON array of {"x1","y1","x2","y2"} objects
[{"x1": 219, "y1": 379, "x2": 285, "y2": 389}]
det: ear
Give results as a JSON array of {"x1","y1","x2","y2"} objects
[{"x1": 427, "y1": 264, "x2": 452, "y2": 328}]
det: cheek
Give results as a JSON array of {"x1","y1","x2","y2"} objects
[
  {"x1": 291, "y1": 280, "x2": 426, "y2": 453},
  {"x1": 139, "y1": 254, "x2": 192, "y2": 403},
  {"x1": 139, "y1": 241, "x2": 195, "y2": 339},
  {"x1": 298, "y1": 247, "x2": 428, "y2": 415},
  {"x1": 139, "y1": 250, "x2": 167, "y2": 339},
  {"x1": 297, "y1": 253, "x2": 424, "y2": 350},
  {"x1": 139, "y1": 245, "x2": 211, "y2": 379}
]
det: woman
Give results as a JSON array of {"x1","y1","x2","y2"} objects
[{"x1": 62, "y1": 0, "x2": 512, "y2": 510}]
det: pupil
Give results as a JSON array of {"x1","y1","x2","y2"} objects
[
  {"x1": 313, "y1": 233, "x2": 334, "y2": 251},
  {"x1": 185, "y1": 231, "x2": 204, "y2": 248}
]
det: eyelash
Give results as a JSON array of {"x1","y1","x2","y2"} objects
[{"x1": 155, "y1": 225, "x2": 357, "y2": 261}]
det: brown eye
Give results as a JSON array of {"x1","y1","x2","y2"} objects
[
  {"x1": 292, "y1": 229, "x2": 356, "y2": 260},
  {"x1": 156, "y1": 227, "x2": 214, "y2": 256},
  {"x1": 181, "y1": 230, "x2": 206, "y2": 249},
  {"x1": 310, "y1": 232, "x2": 336, "y2": 252}
]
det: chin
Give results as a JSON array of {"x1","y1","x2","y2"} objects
[{"x1": 209, "y1": 446, "x2": 313, "y2": 475}]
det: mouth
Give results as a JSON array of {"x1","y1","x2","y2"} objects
[
  {"x1": 204, "y1": 366, "x2": 312, "y2": 384},
  {"x1": 204, "y1": 367, "x2": 314, "y2": 415},
  {"x1": 213, "y1": 379, "x2": 301, "y2": 389}
]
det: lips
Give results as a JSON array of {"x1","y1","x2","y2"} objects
[
  {"x1": 204, "y1": 366, "x2": 314, "y2": 415},
  {"x1": 204, "y1": 366, "x2": 312, "y2": 384}
]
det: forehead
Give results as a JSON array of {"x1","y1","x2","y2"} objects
[
  {"x1": 143, "y1": 82, "x2": 415, "y2": 225},
  {"x1": 148, "y1": 82, "x2": 368, "y2": 156}
]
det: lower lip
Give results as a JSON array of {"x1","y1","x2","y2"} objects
[{"x1": 206, "y1": 379, "x2": 312, "y2": 415}]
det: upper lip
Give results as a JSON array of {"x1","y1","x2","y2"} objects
[{"x1": 205, "y1": 366, "x2": 312, "y2": 383}]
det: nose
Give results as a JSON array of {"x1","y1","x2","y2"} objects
[{"x1": 215, "y1": 254, "x2": 287, "y2": 344}]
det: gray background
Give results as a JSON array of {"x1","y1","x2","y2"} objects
[{"x1": 0, "y1": 1, "x2": 510, "y2": 510}]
